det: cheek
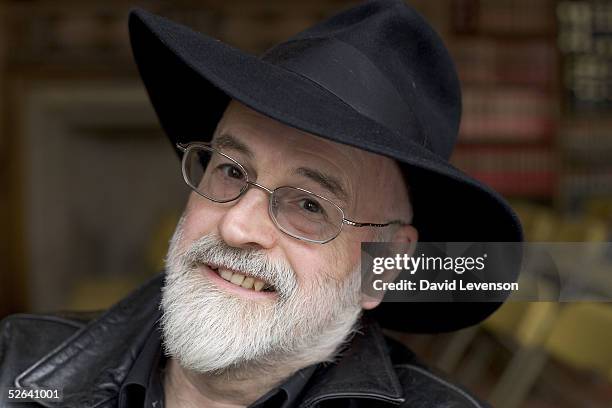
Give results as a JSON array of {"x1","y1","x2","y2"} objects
[
  {"x1": 180, "y1": 193, "x2": 223, "y2": 244},
  {"x1": 337, "y1": 230, "x2": 369, "y2": 260},
  {"x1": 287, "y1": 238, "x2": 360, "y2": 288},
  {"x1": 335, "y1": 231, "x2": 373, "y2": 279},
  {"x1": 344, "y1": 236, "x2": 365, "y2": 273}
]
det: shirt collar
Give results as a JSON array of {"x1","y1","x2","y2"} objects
[
  {"x1": 250, "y1": 363, "x2": 318, "y2": 408},
  {"x1": 118, "y1": 323, "x2": 165, "y2": 408}
]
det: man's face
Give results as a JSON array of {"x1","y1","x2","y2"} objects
[{"x1": 161, "y1": 100, "x2": 413, "y2": 376}]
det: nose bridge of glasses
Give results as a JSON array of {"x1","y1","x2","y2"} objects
[{"x1": 246, "y1": 180, "x2": 274, "y2": 196}]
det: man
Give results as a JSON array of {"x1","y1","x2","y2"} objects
[{"x1": 0, "y1": 0, "x2": 523, "y2": 407}]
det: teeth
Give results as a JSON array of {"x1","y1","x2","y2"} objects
[
  {"x1": 220, "y1": 269, "x2": 233, "y2": 281},
  {"x1": 230, "y1": 273, "x2": 245, "y2": 286},
  {"x1": 214, "y1": 266, "x2": 272, "y2": 293},
  {"x1": 241, "y1": 277, "x2": 255, "y2": 289},
  {"x1": 253, "y1": 280, "x2": 265, "y2": 292}
]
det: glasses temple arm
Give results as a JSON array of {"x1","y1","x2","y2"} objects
[{"x1": 343, "y1": 219, "x2": 409, "y2": 228}]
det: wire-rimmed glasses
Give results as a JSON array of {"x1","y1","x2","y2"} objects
[{"x1": 177, "y1": 142, "x2": 407, "y2": 244}]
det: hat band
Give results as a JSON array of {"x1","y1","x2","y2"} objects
[{"x1": 262, "y1": 38, "x2": 429, "y2": 150}]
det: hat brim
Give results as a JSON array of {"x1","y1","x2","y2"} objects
[{"x1": 129, "y1": 8, "x2": 523, "y2": 333}]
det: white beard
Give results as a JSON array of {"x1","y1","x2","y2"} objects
[{"x1": 160, "y1": 217, "x2": 363, "y2": 379}]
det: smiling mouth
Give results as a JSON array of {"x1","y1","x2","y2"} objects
[{"x1": 207, "y1": 264, "x2": 276, "y2": 292}]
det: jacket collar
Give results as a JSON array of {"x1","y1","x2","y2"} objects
[{"x1": 16, "y1": 272, "x2": 405, "y2": 407}]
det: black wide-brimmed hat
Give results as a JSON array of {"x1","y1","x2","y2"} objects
[{"x1": 128, "y1": 0, "x2": 524, "y2": 333}]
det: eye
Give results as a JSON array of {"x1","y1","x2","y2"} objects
[
  {"x1": 299, "y1": 198, "x2": 325, "y2": 215},
  {"x1": 219, "y1": 164, "x2": 245, "y2": 180}
]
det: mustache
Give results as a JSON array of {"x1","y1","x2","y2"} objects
[{"x1": 179, "y1": 234, "x2": 298, "y2": 297}]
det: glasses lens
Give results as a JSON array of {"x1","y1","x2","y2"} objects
[
  {"x1": 183, "y1": 146, "x2": 247, "y2": 202},
  {"x1": 271, "y1": 186, "x2": 344, "y2": 242}
]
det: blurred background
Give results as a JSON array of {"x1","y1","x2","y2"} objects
[{"x1": 0, "y1": 0, "x2": 611, "y2": 407}]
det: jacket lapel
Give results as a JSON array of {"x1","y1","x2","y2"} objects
[
  {"x1": 16, "y1": 273, "x2": 165, "y2": 408},
  {"x1": 297, "y1": 316, "x2": 406, "y2": 407}
]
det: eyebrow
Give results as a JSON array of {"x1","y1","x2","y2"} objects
[
  {"x1": 211, "y1": 133, "x2": 254, "y2": 160},
  {"x1": 294, "y1": 167, "x2": 349, "y2": 203},
  {"x1": 212, "y1": 132, "x2": 349, "y2": 203}
]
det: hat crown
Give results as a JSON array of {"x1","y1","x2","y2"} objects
[{"x1": 261, "y1": 0, "x2": 462, "y2": 160}]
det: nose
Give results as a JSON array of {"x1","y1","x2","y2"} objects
[{"x1": 217, "y1": 185, "x2": 278, "y2": 250}]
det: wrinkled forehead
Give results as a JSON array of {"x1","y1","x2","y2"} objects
[{"x1": 214, "y1": 100, "x2": 392, "y2": 176}]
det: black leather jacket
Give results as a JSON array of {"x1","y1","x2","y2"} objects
[{"x1": 0, "y1": 273, "x2": 487, "y2": 408}]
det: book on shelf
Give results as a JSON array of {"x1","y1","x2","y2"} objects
[
  {"x1": 459, "y1": 87, "x2": 556, "y2": 143},
  {"x1": 558, "y1": 0, "x2": 612, "y2": 112},
  {"x1": 450, "y1": 146, "x2": 557, "y2": 196},
  {"x1": 451, "y1": 39, "x2": 557, "y2": 87},
  {"x1": 452, "y1": 0, "x2": 556, "y2": 36},
  {"x1": 560, "y1": 119, "x2": 612, "y2": 166}
]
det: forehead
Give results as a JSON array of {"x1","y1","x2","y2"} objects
[{"x1": 214, "y1": 101, "x2": 371, "y2": 165}]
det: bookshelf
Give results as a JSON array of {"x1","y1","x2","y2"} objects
[
  {"x1": 557, "y1": 0, "x2": 612, "y2": 215},
  {"x1": 447, "y1": 0, "x2": 560, "y2": 201}
]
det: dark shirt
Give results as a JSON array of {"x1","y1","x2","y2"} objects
[{"x1": 118, "y1": 324, "x2": 318, "y2": 408}]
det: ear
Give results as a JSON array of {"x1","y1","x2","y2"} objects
[
  {"x1": 391, "y1": 224, "x2": 418, "y2": 248},
  {"x1": 361, "y1": 224, "x2": 419, "y2": 310}
]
